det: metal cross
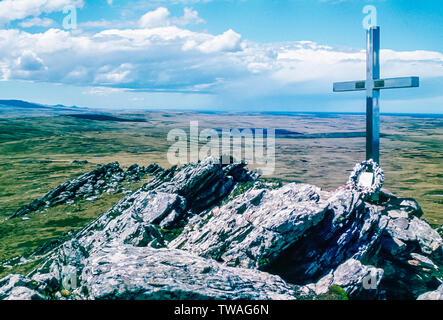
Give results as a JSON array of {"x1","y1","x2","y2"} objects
[{"x1": 333, "y1": 26, "x2": 419, "y2": 164}]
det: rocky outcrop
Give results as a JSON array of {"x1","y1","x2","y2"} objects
[
  {"x1": 10, "y1": 162, "x2": 161, "y2": 219},
  {"x1": 0, "y1": 157, "x2": 441, "y2": 300},
  {"x1": 169, "y1": 183, "x2": 329, "y2": 269},
  {"x1": 172, "y1": 179, "x2": 442, "y2": 299}
]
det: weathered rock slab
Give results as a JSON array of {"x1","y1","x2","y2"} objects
[{"x1": 80, "y1": 245, "x2": 297, "y2": 300}]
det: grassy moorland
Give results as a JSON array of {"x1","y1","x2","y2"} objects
[
  {"x1": 0, "y1": 110, "x2": 441, "y2": 277},
  {"x1": 0, "y1": 114, "x2": 170, "y2": 275}
]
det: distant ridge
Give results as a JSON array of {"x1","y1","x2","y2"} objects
[
  {"x1": 0, "y1": 99, "x2": 90, "y2": 118},
  {"x1": 0, "y1": 99, "x2": 83, "y2": 111},
  {"x1": 0, "y1": 100, "x2": 52, "y2": 109}
]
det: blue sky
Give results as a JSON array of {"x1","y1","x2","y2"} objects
[{"x1": 0, "y1": 0, "x2": 442, "y2": 113}]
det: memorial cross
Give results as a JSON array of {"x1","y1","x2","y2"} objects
[{"x1": 333, "y1": 26, "x2": 419, "y2": 164}]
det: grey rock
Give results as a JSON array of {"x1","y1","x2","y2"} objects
[
  {"x1": 384, "y1": 217, "x2": 416, "y2": 242},
  {"x1": 408, "y1": 217, "x2": 442, "y2": 255},
  {"x1": 14, "y1": 158, "x2": 252, "y2": 280},
  {"x1": 399, "y1": 199, "x2": 423, "y2": 217},
  {"x1": 223, "y1": 162, "x2": 258, "y2": 182},
  {"x1": 387, "y1": 209, "x2": 408, "y2": 219},
  {"x1": 381, "y1": 192, "x2": 424, "y2": 218},
  {"x1": 170, "y1": 183, "x2": 329, "y2": 269},
  {"x1": 136, "y1": 192, "x2": 186, "y2": 225},
  {"x1": 158, "y1": 158, "x2": 238, "y2": 213},
  {"x1": 409, "y1": 253, "x2": 438, "y2": 270},
  {"x1": 265, "y1": 188, "x2": 384, "y2": 285},
  {"x1": 417, "y1": 284, "x2": 443, "y2": 300},
  {"x1": 145, "y1": 163, "x2": 162, "y2": 175},
  {"x1": 305, "y1": 259, "x2": 383, "y2": 299},
  {"x1": 80, "y1": 245, "x2": 297, "y2": 300},
  {"x1": 0, "y1": 274, "x2": 46, "y2": 300}
]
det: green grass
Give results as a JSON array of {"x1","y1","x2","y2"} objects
[
  {"x1": 0, "y1": 257, "x2": 45, "y2": 279},
  {"x1": 157, "y1": 227, "x2": 185, "y2": 243},
  {"x1": 0, "y1": 116, "x2": 166, "y2": 265},
  {"x1": 317, "y1": 285, "x2": 349, "y2": 300},
  {"x1": 0, "y1": 193, "x2": 122, "y2": 261},
  {"x1": 222, "y1": 181, "x2": 255, "y2": 206}
]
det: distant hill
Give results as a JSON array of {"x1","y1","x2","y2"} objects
[
  {"x1": 0, "y1": 100, "x2": 53, "y2": 109},
  {"x1": 0, "y1": 99, "x2": 91, "y2": 118}
]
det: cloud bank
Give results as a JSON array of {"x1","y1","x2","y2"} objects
[{"x1": 0, "y1": 6, "x2": 442, "y2": 108}]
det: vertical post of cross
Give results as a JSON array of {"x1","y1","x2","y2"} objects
[{"x1": 366, "y1": 26, "x2": 380, "y2": 164}]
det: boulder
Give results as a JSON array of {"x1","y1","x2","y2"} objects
[{"x1": 305, "y1": 259, "x2": 384, "y2": 299}]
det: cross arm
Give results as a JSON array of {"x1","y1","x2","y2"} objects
[
  {"x1": 333, "y1": 76, "x2": 419, "y2": 92},
  {"x1": 333, "y1": 80, "x2": 366, "y2": 92}
]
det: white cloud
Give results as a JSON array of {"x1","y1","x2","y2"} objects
[
  {"x1": 139, "y1": 7, "x2": 171, "y2": 28},
  {"x1": 19, "y1": 17, "x2": 56, "y2": 28},
  {"x1": 0, "y1": 0, "x2": 84, "y2": 24},
  {"x1": 16, "y1": 50, "x2": 46, "y2": 71},
  {"x1": 197, "y1": 29, "x2": 242, "y2": 54},
  {"x1": 0, "y1": 24, "x2": 247, "y2": 90},
  {"x1": 80, "y1": 7, "x2": 205, "y2": 30},
  {"x1": 243, "y1": 41, "x2": 443, "y2": 87},
  {"x1": 138, "y1": 7, "x2": 204, "y2": 29},
  {"x1": 94, "y1": 63, "x2": 134, "y2": 84},
  {"x1": 174, "y1": 7, "x2": 205, "y2": 26}
]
